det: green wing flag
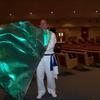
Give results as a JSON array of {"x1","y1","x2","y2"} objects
[{"x1": 0, "y1": 21, "x2": 46, "y2": 100}]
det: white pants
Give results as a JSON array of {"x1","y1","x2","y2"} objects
[{"x1": 36, "y1": 55, "x2": 56, "y2": 95}]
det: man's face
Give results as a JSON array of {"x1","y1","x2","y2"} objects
[{"x1": 40, "y1": 19, "x2": 48, "y2": 29}]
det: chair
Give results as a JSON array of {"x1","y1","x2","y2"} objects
[
  {"x1": 55, "y1": 52, "x2": 67, "y2": 68},
  {"x1": 65, "y1": 53, "x2": 78, "y2": 69},
  {"x1": 77, "y1": 52, "x2": 94, "y2": 65},
  {"x1": 85, "y1": 52, "x2": 94, "y2": 65},
  {"x1": 55, "y1": 52, "x2": 78, "y2": 69}
]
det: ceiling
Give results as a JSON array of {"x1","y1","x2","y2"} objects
[{"x1": 0, "y1": 0, "x2": 100, "y2": 25}]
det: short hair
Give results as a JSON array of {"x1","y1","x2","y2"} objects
[{"x1": 40, "y1": 19, "x2": 48, "y2": 24}]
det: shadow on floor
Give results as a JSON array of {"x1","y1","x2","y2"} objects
[
  {"x1": 58, "y1": 71, "x2": 74, "y2": 76},
  {"x1": 73, "y1": 64, "x2": 92, "y2": 72}
]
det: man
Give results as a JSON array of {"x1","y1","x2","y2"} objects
[{"x1": 36, "y1": 19, "x2": 58, "y2": 99}]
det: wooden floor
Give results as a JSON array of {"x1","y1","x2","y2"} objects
[{"x1": 2, "y1": 65, "x2": 100, "y2": 100}]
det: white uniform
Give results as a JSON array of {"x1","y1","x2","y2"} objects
[{"x1": 36, "y1": 32, "x2": 58, "y2": 96}]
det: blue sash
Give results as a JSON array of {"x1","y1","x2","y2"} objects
[{"x1": 44, "y1": 54, "x2": 57, "y2": 71}]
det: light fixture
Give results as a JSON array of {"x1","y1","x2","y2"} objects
[
  {"x1": 50, "y1": 11, "x2": 54, "y2": 14},
  {"x1": 96, "y1": 10, "x2": 99, "y2": 13},
  {"x1": 73, "y1": 10, "x2": 76, "y2": 14},
  {"x1": 9, "y1": 13, "x2": 12, "y2": 16},
  {"x1": 29, "y1": 12, "x2": 33, "y2": 15},
  {"x1": 58, "y1": 32, "x2": 64, "y2": 43},
  {"x1": 9, "y1": 13, "x2": 16, "y2": 16}
]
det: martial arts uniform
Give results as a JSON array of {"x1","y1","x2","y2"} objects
[{"x1": 36, "y1": 30, "x2": 58, "y2": 99}]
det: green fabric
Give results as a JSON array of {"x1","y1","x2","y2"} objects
[
  {"x1": 43, "y1": 29, "x2": 51, "y2": 46},
  {"x1": 0, "y1": 21, "x2": 50, "y2": 100}
]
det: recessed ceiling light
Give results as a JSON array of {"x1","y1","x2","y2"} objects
[
  {"x1": 73, "y1": 10, "x2": 76, "y2": 14},
  {"x1": 29, "y1": 12, "x2": 33, "y2": 15},
  {"x1": 50, "y1": 11, "x2": 54, "y2": 14},
  {"x1": 9, "y1": 13, "x2": 13, "y2": 16},
  {"x1": 96, "y1": 10, "x2": 99, "y2": 13}
]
